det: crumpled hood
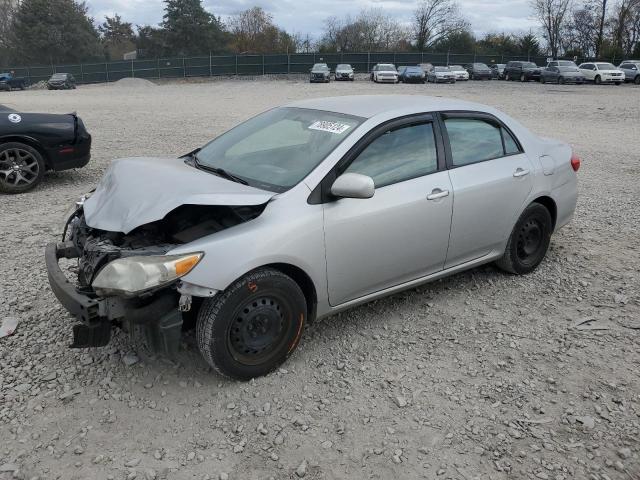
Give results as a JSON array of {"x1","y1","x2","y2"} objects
[{"x1": 83, "y1": 157, "x2": 275, "y2": 234}]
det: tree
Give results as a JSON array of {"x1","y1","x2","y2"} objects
[
  {"x1": 12, "y1": 0, "x2": 102, "y2": 64},
  {"x1": 609, "y1": 0, "x2": 640, "y2": 57},
  {"x1": 530, "y1": 0, "x2": 572, "y2": 57},
  {"x1": 228, "y1": 7, "x2": 296, "y2": 53},
  {"x1": 413, "y1": 0, "x2": 469, "y2": 51},
  {"x1": 161, "y1": 0, "x2": 226, "y2": 56},
  {"x1": 596, "y1": 0, "x2": 608, "y2": 56},
  {"x1": 516, "y1": 31, "x2": 542, "y2": 56},
  {"x1": 431, "y1": 29, "x2": 476, "y2": 52},
  {"x1": 98, "y1": 14, "x2": 135, "y2": 60},
  {"x1": 0, "y1": 0, "x2": 17, "y2": 65}
]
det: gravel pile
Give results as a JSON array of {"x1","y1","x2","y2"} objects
[{"x1": 0, "y1": 79, "x2": 638, "y2": 480}]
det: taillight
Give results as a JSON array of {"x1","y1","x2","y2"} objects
[{"x1": 570, "y1": 152, "x2": 581, "y2": 172}]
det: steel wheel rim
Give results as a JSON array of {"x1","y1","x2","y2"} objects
[
  {"x1": 228, "y1": 295, "x2": 291, "y2": 366},
  {"x1": 0, "y1": 148, "x2": 39, "y2": 187},
  {"x1": 516, "y1": 219, "x2": 543, "y2": 263}
]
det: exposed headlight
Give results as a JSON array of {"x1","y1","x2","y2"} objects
[{"x1": 92, "y1": 253, "x2": 204, "y2": 296}]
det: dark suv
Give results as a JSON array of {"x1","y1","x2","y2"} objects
[
  {"x1": 504, "y1": 61, "x2": 541, "y2": 82},
  {"x1": 47, "y1": 73, "x2": 77, "y2": 90}
]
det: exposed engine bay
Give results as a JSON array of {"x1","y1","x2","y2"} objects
[{"x1": 66, "y1": 203, "x2": 266, "y2": 290}]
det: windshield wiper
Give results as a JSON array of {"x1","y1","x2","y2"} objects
[{"x1": 192, "y1": 154, "x2": 249, "y2": 185}]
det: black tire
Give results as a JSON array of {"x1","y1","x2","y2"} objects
[
  {"x1": 559, "y1": 76, "x2": 565, "y2": 84},
  {"x1": 196, "y1": 268, "x2": 307, "y2": 380},
  {"x1": 594, "y1": 75, "x2": 601, "y2": 85},
  {"x1": 634, "y1": 76, "x2": 640, "y2": 85},
  {"x1": 615, "y1": 82, "x2": 621, "y2": 86},
  {"x1": 540, "y1": 76, "x2": 545, "y2": 84},
  {"x1": 0, "y1": 142, "x2": 46, "y2": 194},
  {"x1": 496, "y1": 203, "x2": 553, "y2": 275}
]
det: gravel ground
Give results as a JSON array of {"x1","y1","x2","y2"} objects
[{"x1": 1, "y1": 78, "x2": 639, "y2": 480}]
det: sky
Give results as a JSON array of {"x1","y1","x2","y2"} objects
[{"x1": 85, "y1": 0, "x2": 539, "y2": 39}]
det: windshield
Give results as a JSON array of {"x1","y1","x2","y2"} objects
[
  {"x1": 406, "y1": 67, "x2": 422, "y2": 73},
  {"x1": 51, "y1": 73, "x2": 67, "y2": 79},
  {"x1": 378, "y1": 64, "x2": 396, "y2": 71},
  {"x1": 449, "y1": 65, "x2": 464, "y2": 71},
  {"x1": 336, "y1": 64, "x2": 351, "y2": 70},
  {"x1": 522, "y1": 62, "x2": 538, "y2": 68},
  {"x1": 557, "y1": 61, "x2": 577, "y2": 67},
  {"x1": 474, "y1": 63, "x2": 489, "y2": 69},
  {"x1": 312, "y1": 64, "x2": 329, "y2": 71},
  {"x1": 558, "y1": 66, "x2": 579, "y2": 72},
  {"x1": 434, "y1": 67, "x2": 449, "y2": 72},
  {"x1": 194, "y1": 107, "x2": 363, "y2": 192},
  {"x1": 596, "y1": 63, "x2": 616, "y2": 70}
]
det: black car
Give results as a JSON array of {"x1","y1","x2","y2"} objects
[
  {"x1": 0, "y1": 105, "x2": 91, "y2": 193},
  {"x1": 489, "y1": 64, "x2": 506, "y2": 79},
  {"x1": 397, "y1": 66, "x2": 426, "y2": 83},
  {"x1": 504, "y1": 61, "x2": 542, "y2": 82},
  {"x1": 464, "y1": 63, "x2": 492, "y2": 80},
  {"x1": 47, "y1": 73, "x2": 77, "y2": 90}
]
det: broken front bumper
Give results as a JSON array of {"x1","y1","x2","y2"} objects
[{"x1": 45, "y1": 241, "x2": 183, "y2": 353}]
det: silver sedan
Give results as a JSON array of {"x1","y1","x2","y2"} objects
[{"x1": 47, "y1": 95, "x2": 579, "y2": 380}]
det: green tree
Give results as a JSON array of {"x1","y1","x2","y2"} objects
[
  {"x1": 12, "y1": 0, "x2": 102, "y2": 64},
  {"x1": 98, "y1": 14, "x2": 135, "y2": 60},
  {"x1": 430, "y1": 30, "x2": 476, "y2": 52},
  {"x1": 161, "y1": 0, "x2": 226, "y2": 55},
  {"x1": 516, "y1": 31, "x2": 541, "y2": 56}
]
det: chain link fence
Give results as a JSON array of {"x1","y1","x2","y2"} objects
[{"x1": 6, "y1": 51, "x2": 587, "y2": 85}]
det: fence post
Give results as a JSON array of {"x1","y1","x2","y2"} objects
[
  {"x1": 287, "y1": 54, "x2": 290, "y2": 74},
  {"x1": 446, "y1": 51, "x2": 450, "y2": 66},
  {"x1": 80, "y1": 63, "x2": 84, "y2": 84},
  {"x1": 367, "y1": 52, "x2": 370, "y2": 72},
  {"x1": 105, "y1": 63, "x2": 109, "y2": 83},
  {"x1": 157, "y1": 58, "x2": 160, "y2": 80},
  {"x1": 131, "y1": 59, "x2": 134, "y2": 78},
  {"x1": 235, "y1": 55, "x2": 238, "y2": 76},
  {"x1": 262, "y1": 55, "x2": 265, "y2": 76},
  {"x1": 209, "y1": 52, "x2": 212, "y2": 77},
  {"x1": 183, "y1": 57, "x2": 186, "y2": 78},
  {"x1": 26, "y1": 67, "x2": 31, "y2": 86}
]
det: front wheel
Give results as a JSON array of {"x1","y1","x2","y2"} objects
[
  {"x1": 634, "y1": 76, "x2": 640, "y2": 85},
  {"x1": 594, "y1": 75, "x2": 601, "y2": 85},
  {"x1": 496, "y1": 203, "x2": 553, "y2": 275},
  {"x1": 0, "y1": 142, "x2": 46, "y2": 194},
  {"x1": 196, "y1": 269, "x2": 307, "y2": 380}
]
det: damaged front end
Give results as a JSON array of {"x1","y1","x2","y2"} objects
[{"x1": 46, "y1": 202, "x2": 266, "y2": 354}]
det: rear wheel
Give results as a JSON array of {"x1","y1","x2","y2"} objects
[
  {"x1": 541, "y1": 76, "x2": 545, "y2": 84},
  {"x1": 634, "y1": 75, "x2": 640, "y2": 85},
  {"x1": 0, "y1": 142, "x2": 46, "y2": 194},
  {"x1": 496, "y1": 203, "x2": 553, "y2": 275},
  {"x1": 559, "y1": 76, "x2": 565, "y2": 84},
  {"x1": 196, "y1": 269, "x2": 307, "y2": 380},
  {"x1": 594, "y1": 75, "x2": 601, "y2": 85}
]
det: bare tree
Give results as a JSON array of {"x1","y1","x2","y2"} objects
[
  {"x1": 530, "y1": 0, "x2": 573, "y2": 57},
  {"x1": 0, "y1": 0, "x2": 17, "y2": 65},
  {"x1": 610, "y1": 0, "x2": 640, "y2": 56},
  {"x1": 227, "y1": 6, "x2": 296, "y2": 53},
  {"x1": 596, "y1": 0, "x2": 608, "y2": 56},
  {"x1": 413, "y1": 0, "x2": 469, "y2": 51}
]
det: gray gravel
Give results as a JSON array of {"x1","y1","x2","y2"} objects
[{"x1": 1, "y1": 78, "x2": 639, "y2": 480}]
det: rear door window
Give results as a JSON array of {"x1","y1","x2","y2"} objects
[{"x1": 443, "y1": 117, "x2": 521, "y2": 166}]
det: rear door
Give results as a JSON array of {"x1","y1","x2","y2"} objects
[{"x1": 440, "y1": 112, "x2": 534, "y2": 268}]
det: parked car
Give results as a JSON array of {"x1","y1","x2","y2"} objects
[
  {"x1": 578, "y1": 62, "x2": 625, "y2": 84},
  {"x1": 47, "y1": 73, "x2": 77, "y2": 90},
  {"x1": 0, "y1": 72, "x2": 29, "y2": 91},
  {"x1": 418, "y1": 63, "x2": 434, "y2": 74},
  {"x1": 334, "y1": 64, "x2": 354, "y2": 81},
  {"x1": 427, "y1": 66, "x2": 456, "y2": 83},
  {"x1": 504, "y1": 61, "x2": 542, "y2": 82},
  {"x1": 490, "y1": 63, "x2": 506, "y2": 79},
  {"x1": 310, "y1": 64, "x2": 331, "y2": 83},
  {"x1": 0, "y1": 105, "x2": 91, "y2": 193},
  {"x1": 47, "y1": 95, "x2": 579, "y2": 380},
  {"x1": 618, "y1": 60, "x2": 640, "y2": 84},
  {"x1": 371, "y1": 64, "x2": 399, "y2": 83},
  {"x1": 448, "y1": 65, "x2": 469, "y2": 81},
  {"x1": 540, "y1": 66, "x2": 585, "y2": 84},
  {"x1": 398, "y1": 66, "x2": 425, "y2": 83},
  {"x1": 464, "y1": 63, "x2": 492, "y2": 80}
]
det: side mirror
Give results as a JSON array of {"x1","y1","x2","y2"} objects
[{"x1": 331, "y1": 173, "x2": 375, "y2": 199}]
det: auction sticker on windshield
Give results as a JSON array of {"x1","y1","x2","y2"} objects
[{"x1": 308, "y1": 121, "x2": 351, "y2": 134}]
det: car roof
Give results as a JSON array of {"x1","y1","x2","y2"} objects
[{"x1": 287, "y1": 95, "x2": 495, "y2": 119}]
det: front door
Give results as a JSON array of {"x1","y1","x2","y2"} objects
[
  {"x1": 323, "y1": 119, "x2": 453, "y2": 306},
  {"x1": 440, "y1": 114, "x2": 534, "y2": 268}
]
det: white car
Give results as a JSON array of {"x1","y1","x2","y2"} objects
[
  {"x1": 578, "y1": 62, "x2": 625, "y2": 85},
  {"x1": 371, "y1": 64, "x2": 399, "y2": 83},
  {"x1": 448, "y1": 65, "x2": 470, "y2": 81}
]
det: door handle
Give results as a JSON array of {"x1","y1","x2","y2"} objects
[
  {"x1": 513, "y1": 168, "x2": 530, "y2": 178},
  {"x1": 427, "y1": 189, "x2": 450, "y2": 200}
]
